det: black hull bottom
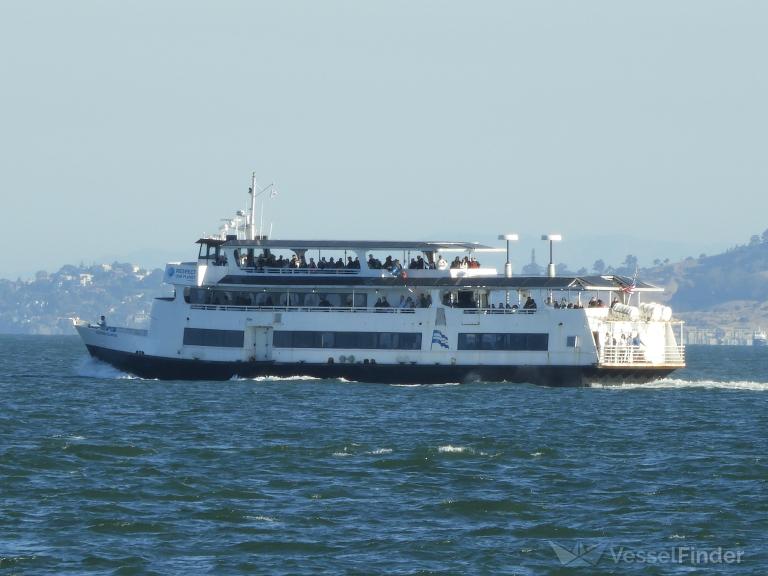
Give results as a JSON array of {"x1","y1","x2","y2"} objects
[{"x1": 85, "y1": 345, "x2": 676, "y2": 387}]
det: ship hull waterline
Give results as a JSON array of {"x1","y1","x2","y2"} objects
[{"x1": 85, "y1": 345, "x2": 676, "y2": 387}]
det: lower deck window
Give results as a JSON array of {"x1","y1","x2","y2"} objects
[
  {"x1": 273, "y1": 331, "x2": 422, "y2": 350},
  {"x1": 458, "y1": 332, "x2": 549, "y2": 351},
  {"x1": 183, "y1": 328, "x2": 244, "y2": 347}
]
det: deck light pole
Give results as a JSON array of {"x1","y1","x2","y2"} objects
[
  {"x1": 498, "y1": 234, "x2": 519, "y2": 278},
  {"x1": 541, "y1": 234, "x2": 562, "y2": 278}
]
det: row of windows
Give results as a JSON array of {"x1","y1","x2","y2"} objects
[
  {"x1": 183, "y1": 328, "x2": 245, "y2": 348},
  {"x1": 182, "y1": 327, "x2": 547, "y2": 352},
  {"x1": 187, "y1": 288, "x2": 367, "y2": 308},
  {"x1": 458, "y1": 333, "x2": 549, "y2": 351},
  {"x1": 273, "y1": 331, "x2": 422, "y2": 350}
]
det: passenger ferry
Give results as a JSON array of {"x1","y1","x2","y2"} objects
[{"x1": 74, "y1": 184, "x2": 685, "y2": 386}]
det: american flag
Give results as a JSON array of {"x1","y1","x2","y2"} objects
[{"x1": 621, "y1": 269, "x2": 637, "y2": 293}]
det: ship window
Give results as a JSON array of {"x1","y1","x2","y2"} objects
[
  {"x1": 183, "y1": 328, "x2": 244, "y2": 347},
  {"x1": 288, "y1": 292, "x2": 306, "y2": 306},
  {"x1": 398, "y1": 333, "x2": 422, "y2": 350},
  {"x1": 292, "y1": 331, "x2": 317, "y2": 348},
  {"x1": 273, "y1": 331, "x2": 292, "y2": 347},
  {"x1": 320, "y1": 332, "x2": 335, "y2": 348},
  {"x1": 273, "y1": 331, "x2": 422, "y2": 350},
  {"x1": 190, "y1": 288, "x2": 209, "y2": 304},
  {"x1": 458, "y1": 333, "x2": 549, "y2": 351}
]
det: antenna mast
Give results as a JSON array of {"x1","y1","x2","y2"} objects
[{"x1": 249, "y1": 172, "x2": 257, "y2": 240}]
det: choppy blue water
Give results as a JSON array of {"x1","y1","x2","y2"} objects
[{"x1": 1, "y1": 336, "x2": 767, "y2": 575}]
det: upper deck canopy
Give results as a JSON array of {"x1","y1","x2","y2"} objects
[{"x1": 207, "y1": 238, "x2": 503, "y2": 252}]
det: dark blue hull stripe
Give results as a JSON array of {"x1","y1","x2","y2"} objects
[{"x1": 85, "y1": 345, "x2": 675, "y2": 386}]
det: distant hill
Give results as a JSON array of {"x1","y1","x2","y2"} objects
[
  {"x1": 641, "y1": 240, "x2": 768, "y2": 310},
  {"x1": 638, "y1": 234, "x2": 768, "y2": 335},
  {"x1": 0, "y1": 263, "x2": 165, "y2": 335}
]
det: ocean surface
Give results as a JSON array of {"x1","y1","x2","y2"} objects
[{"x1": 1, "y1": 336, "x2": 767, "y2": 575}]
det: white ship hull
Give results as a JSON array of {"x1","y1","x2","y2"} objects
[{"x1": 75, "y1": 292, "x2": 684, "y2": 386}]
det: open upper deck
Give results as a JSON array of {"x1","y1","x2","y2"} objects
[{"x1": 174, "y1": 236, "x2": 666, "y2": 294}]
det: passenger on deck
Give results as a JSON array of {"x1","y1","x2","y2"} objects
[
  {"x1": 374, "y1": 297, "x2": 383, "y2": 307},
  {"x1": 437, "y1": 255, "x2": 448, "y2": 270},
  {"x1": 308, "y1": 258, "x2": 317, "y2": 269},
  {"x1": 450, "y1": 257, "x2": 462, "y2": 269},
  {"x1": 588, "y1": 296, "x2": 597, "y2": 307},
  {"x1": 397, "y1": 295, "x2": 406, "y2": 308},
  {"x1": 368, "y1": 254, "x2": 381, "y2": 269},
  {"x1": 406, "y1": 296, "x2": 415, "y2": 308},
  {"x1": 523, "y1": 297, "x2": 537, "y2": 310},
  {"x1": 380, "y1": 296, "x2": 391, "y2": 307},
  {"x1": 319, "y1": 295, "x2": 332, "y2": 307}
]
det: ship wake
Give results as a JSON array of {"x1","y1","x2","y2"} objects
[
  {"x1": 74, "y1": 356, "x2": 139, "y2": 380},
  {"x1": 590, "y1": 377, "x2": 768, "y2": 391}
]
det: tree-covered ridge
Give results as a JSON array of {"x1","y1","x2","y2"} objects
[
  {"x1": 0, "y1": 263, "x2": 164, "y2": 335},
  {"x1": 645, "y1": 236, "x2": 768, "y2": 311}
]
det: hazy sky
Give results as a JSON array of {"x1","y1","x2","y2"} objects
[{"x1": 2, "y1": 1, "x2": 766, "y2": 279}]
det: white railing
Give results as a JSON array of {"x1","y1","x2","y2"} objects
[
  {"x1": 239, "y1": 266, "x2": 361, "y2": 276},
  {"x1": 463, "y1": 308, "x2": 536, "y2": 315},
  {"x1": 599, "y1": 345, "x2": 686, "y2": 366},
  {"x1": 190, "y1": 305, "x2": 419, "y2": 314}
]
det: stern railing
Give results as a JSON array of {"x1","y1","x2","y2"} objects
[{"x1": 599, "y1": 345, "x2": 685, "y2": 367}]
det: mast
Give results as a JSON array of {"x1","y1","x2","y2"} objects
[{"x1": 249, "y1": 172, "x2": 257, "y2": 240}]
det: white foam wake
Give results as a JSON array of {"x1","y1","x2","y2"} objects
[
  {"x1": 389, "y1": 382, "x2": 461, "y2": 388},
  {"x1": 74, "y1": 356, "x2": 137, "y2": 380},
  {"x1": 231, "y1": 375, "x2": 322, "y2": 382},
  {"x1": 590, "y1": 378, "x2": 768, "y2": 391},
  {"x1": 437, "y1": 445, "x2": 473, "y2": 454}
]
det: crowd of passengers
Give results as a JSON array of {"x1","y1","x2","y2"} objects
[
  {"x1": 231, "y1": 250, "x2": 481, "y2": 272},
  {"x1": 545, "y1": 296, "x2": 584, "y2": 309},
  {"x1": 542, "y1": 296, "x2": 618, "y2": 309},
  {"x1": 234, "y1": 250, "x2": 362, "y2": 270},
  {"x1": 373, "y1": 294, "x2": 433, "y2": 308}
]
